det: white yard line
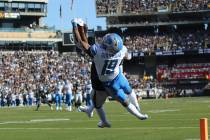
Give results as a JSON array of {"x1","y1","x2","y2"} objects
[
  {"x1": 0, "y1": 118, "x2": 69, "y2": 125},
  {"x1": 148, "y1": 109, "x2": 180, "y2": 113}
]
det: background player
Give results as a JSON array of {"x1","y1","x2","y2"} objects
[
  {"x1": 35, "y1": 84, "x2": 53, "y2": 111},
  {"x1": 55, "y1": 80, "x2": 63, "y2": 111},
  {"x1": 63, "y1": 79, "x2": 73, "y2": 111},
  {"x1": 74, "y1": 80, "x2": 83, "y2": 111},
  {"x1": 84, "y1": 80, "x2": 92, "y2": 106}
]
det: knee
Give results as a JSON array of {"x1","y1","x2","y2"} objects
[
  {"x1": 119, "y1": 98, "x2": 129, "y2": 107},
  {"x1": 95, "y1": 104, "x2": 102, "y2": 109}
]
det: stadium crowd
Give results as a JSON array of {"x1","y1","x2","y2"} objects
[
  {"x1": 0, "y1": 50, "x2": 168, "y2": 108},
  {"x1": 96, "y1": 29, "x2": 208, "y2": 53},
  {"x1": 157, "y1": 63, "x2": 210, "y2": 80},
  {"x1": 0, "y1": 50, "x2": 91, "y2": 108},
  {"x1": 124, "y1": 29, "x2": 206, "y2": 52},
  {"x1": 96, "y1": 0, "x2": 210, "y2": 15},
  {"x1": 0, "y1": 47, "x2": 208, "y2": 107}
]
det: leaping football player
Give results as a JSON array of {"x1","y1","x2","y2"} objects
[{"x1": 72, "y1": 18, "x2": 148, "y2": 127}]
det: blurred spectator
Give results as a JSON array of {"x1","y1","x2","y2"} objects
[{"x1": 96, "y1": 0, "x2": 210, "y2": 15}]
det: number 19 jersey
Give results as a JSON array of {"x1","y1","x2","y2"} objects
[{"x1": 89, "y1": 44, "x2": 127, "y2": 82}]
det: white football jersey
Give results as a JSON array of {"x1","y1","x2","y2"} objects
[
  {"x1": 90, "y1": 44, "x2": 127, "y2": 82},
  {"x1": 64, "y1": 83, "x2": 73, "y2": 94},
  {"x1": 85, "y1": 84, "x2": 92, "y2": 95},
  {"x1": 56, "y1": 84, "x2": 63, "y2": 95}
]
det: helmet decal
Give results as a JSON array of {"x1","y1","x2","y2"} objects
[{"x1": 102, "y1": 33, "x2": 123, "y2": 52}]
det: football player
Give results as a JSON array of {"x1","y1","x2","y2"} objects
[
  {"x1": 35, "y1": 84, "x2": 53, "y2": 111},
  {"x1": 84, "y1": 80, "x2": 92, "y2": 106},
  {"x1": 72, "y1": 18, "x2": 148, "y2": 127},
  {"x1": 55, "y1": 81, "x2": 63, "y2": 111},
  {"x1": 63, "y1": 79, "x2": 73, "y2": 111}
]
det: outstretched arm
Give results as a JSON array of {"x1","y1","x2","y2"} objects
[
  {"x1": 80, "y1": 24, "x2": 89, "y2": 43},
  {"x1": 72, "y1": 19, "x2": 90, "y2": 51}
]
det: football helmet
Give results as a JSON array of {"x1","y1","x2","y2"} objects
[{"x1": 102, "y1": 33, "x2": 123, "y2": 52}]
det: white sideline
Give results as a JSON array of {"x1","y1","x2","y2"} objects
[
  {"x1": 0, "y1": 118, "x2": 69, "y2": 125},
  {"x1": 0, "y1": 127, "x2": 199, "y2": 130},
  {"x1": 0, "y1": 118, "x2": 201, "y2": 124}
]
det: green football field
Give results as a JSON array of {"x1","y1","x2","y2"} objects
[{"x1": 0, "y1": 97, "x2": 209, "y2": 140}]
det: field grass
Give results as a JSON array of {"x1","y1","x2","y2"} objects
[{"x1": 0, "y1": 97, "x2": 210, "y2": 140}]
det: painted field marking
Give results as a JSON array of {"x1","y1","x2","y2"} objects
[
  {"x1": 148, "y1": 109, "x2": 180, "y2": 113},
  {"x1": 0, "y1": 126, "x2": 199, "y2": 130},
  {"x1": 0, "y1": 118, "x2": 69, "y2": 125}
]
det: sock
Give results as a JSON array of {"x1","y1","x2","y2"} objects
[
  {"x1": 128, "y1": 90, "x2": 140, "y2": 111},
  {"x1": 69, "y1": 106, "x2": 72, "y2": 111},
  {"x1": 96, "y1": 107, "x2": 108, "y2": 123},
  {"x1": 48, "y1": 103, "x2": 51, "y2": 108},
  {"x1": 126, "y1": 103, "x2": 145, "y2": 119},
  {"x1": 87, "y1": 104, "x2": 94, "y2": 113},
  {"x1": 36, "y1": 104, "x2": 40, "y2": 110}
]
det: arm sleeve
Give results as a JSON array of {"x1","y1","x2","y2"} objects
[{"x1": 85, "y1": 44, "x2": 97, "y2": 58}]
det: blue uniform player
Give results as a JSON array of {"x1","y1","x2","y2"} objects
[
  {"x1": 72, "y1": 18, "x2": 148, "y2": 126},
  {"x1": 55, "y1": 81, "x2": 63, "y2": 111},
  {"x1": 63, "y1": 80, "x2": 73, "y2": 111},
  {"x1": 84, "y1": 80, "x2": 92, "y2": 106}
]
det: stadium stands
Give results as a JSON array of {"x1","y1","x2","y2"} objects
[
  {"x1": 96, "y1": 0, "x2": 210, "y2": 15},
  {"x1": 0, "y1": 51, "x2": 91, "y2": 107},
  {"x1": 123, "y1": 29, "x2": 206, "y2": 52},
  {"x1": 0, "y1": 28, "x2": 57, "y2": 39},
  {"x1": 157, "y1": 63, "x2": 210, "y2": 80},
  {"x1": 0, "y1": 32, "x2": 29, "y2": 38}
]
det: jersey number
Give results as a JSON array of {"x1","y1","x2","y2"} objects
[{"x1": 101, "y1": 60, "x2": 118, "y2": 75}]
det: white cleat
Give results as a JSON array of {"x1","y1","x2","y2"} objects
[
  {"x1": 97, "y1": 121, "x2": 111, "y2": 128},
  {"x1": 79, "y1": 106, "x2": 93, "y2": 118},
  {"x1": 69, "y1": 106, "x2": 72, "y2": 112},
  {"x1": 140, "y1": 114, "x2": 149, "y2": 120}
]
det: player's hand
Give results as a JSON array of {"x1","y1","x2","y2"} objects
[
  {"x1": 84, "y1": 23, "x2": 88, "y2": 34},
  {"x1": 71, "y1": 18, "x2": 78, "y2": 28},
  {"x1": 71, "y1": 18, "x2": 85, "y2": 27},
  {"x1": 77, "y1": 18, "x2": 85, "y2": 26}
]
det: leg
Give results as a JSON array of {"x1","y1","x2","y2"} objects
[
  {"x1": 79, "y1": 89, "x2": 108, "y2": 120},
  {"x1": 79, "y1": 90, "x2": 95, "y2": 117},
  {"x1": 116, "y1": 89, "x2": 148, "y2": 120},
  {"x1": 128, "y1": 90, "x2": 140, "y2": 111},
  {"x1": 47, "y1": 100, "x2": 53, "y2": 110},
  {"x1": 69, "y1": 93, "x2": 72, "y2": 111},
  {"x1": 96, "y1": 107, "x2": 111, "y2": 128},
  {"x1": 35, "y1": 99, "x2": 41, "y2": 111},
  {"x1": 55, "y1": 94, "x2": 59, "y2": 111},
  {"x1": 59, "y1": 94, "x2": 62, "y2": 111},
  {"x1": 120, "y1": 74, "x2": 140, "y2": 111},
  {"x1": 94, "y1": 90, "x2": 110, "y2": 127},
  {"x1": 86, "y1": 94, "x2": 91, "y2": 106}
]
